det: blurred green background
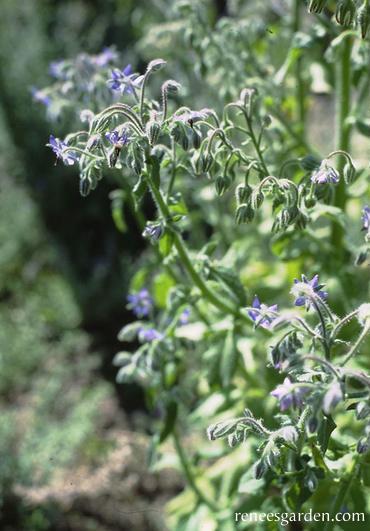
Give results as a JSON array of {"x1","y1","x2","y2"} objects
[{"x1": 0, "y1": 1, "x2": 200, "y2": 529}]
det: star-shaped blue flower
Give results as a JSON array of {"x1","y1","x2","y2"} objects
[
  {"x1": 107, "y1": 65, "x2": 144, "y2": 95},
  {"x1": 47, "y1": 135, "x2": 78, "y2": 166},
  {"x1": 105, "y1": 130, "x2": 129, "y2": 147},
  {"x1": 271, "y1": 377, "x2": 310, "y2": 411},
  {"x1": 291, "y1": 274, "x2": 328, "y2": 308},
  {"x1": 248, "y1": 296, "x2": 278, "y2": 329}
]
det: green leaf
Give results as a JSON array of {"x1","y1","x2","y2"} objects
[
  {"x1": 159, "y1": 230, "x2": 174, "y2": 257},
  {"x1": 318, "y1": 415, "x2": 336, "y2": 454},
  {"x1": 153, "y1": 272, "x2": 175, "y2": 308},
  {"x1": 361, "y1": 463, "x2": 370, "y2": 487},
  {"x1": 209, "y1": 265, "x2": 247, "y2": 305},
  {"x1": 238, "y1": 472, "x2": 264, "y2": 495},
  {"x1": 310, "y1": 204, "x2": 346, "y2": 228},
  {"x1": 132, "y1": 174, "x2": 148, "y2": 207},
  {"x1": 112, "y1": 351, "x2": 131, "y2": 366},
  {"x1": 168, "y1": 194, "x2": 188, "y2": 217},
  {"x1": 117, "y1": 321, "x2": 143, "y2": 342},
  {"x1": 356, "y1": 118, "x2": 370, "y2": 138},
  {"x1": 159, "y1": 401, "x2": 178, "y2": 443},
  {"x1": 111, "y1": 196, "x2": 127, "y2": 233}
]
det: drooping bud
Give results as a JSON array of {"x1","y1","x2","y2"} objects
[
  {"x1": 147, "y1": 58, "x2": 167, "y2": 72},
  {"x1": 254, "y1": 459, "x2": 267, "y2": 479},
  {"x1": 146, "y1": 120, "x2": 161, "y2": 146},
  {"x1": 206, "y1": 419, "x2": 239, "y2": 441},
  {"x1": 191, "y1": 129, "x2": 202, "y2": 149},
  {"x1": 215, "y1": 175, "x2": 231, "y2": 196},
  {"x1": 357, "y1": 1, "x2": 370, "y2": 39},
  {"x1": 170, "y1": 122, "x2": 189, "y2": 150},
  {"x1": 307, "y1": 415, "x2": 319, "y2": 434},
  {"x1": 86, "y1": 134, "x2": 101, "y2": 151},
  {"x1": 202, "y1": 153, "x2": 213, "y2": 173},
  {"x1": 356, "y1": 401, "x2": 370, "y2": 420},
  {"x1": 250, "y1": 190, "x2": 264, "y2": 210},
  {"x1": 235, "y1": 184, "x2": 252, "y2": 204},
  {"x1": 262, "y1": 115, "x2": 272, "y2": 128},
  {"x1": 357, "y1": 437, "x2": 370, "y2": 454},
  {"x1": 322, "y1": 381, "x2": 343, "y2": 415},
  {"x1": 162, "y1": 80, "x2": 181, "y2": 94},
  {"x1": 235, "y1": 203, "x2": 254, "y2": 224},
  {"x1": 300, "y1": 154, "x2": 321, "y2": 172},
  {"x1": 335, "y1": 0, "x2": 356, "y2": 26},
  {"x1": 308, "y1": 0, "x2": 327, "y2": 14}
]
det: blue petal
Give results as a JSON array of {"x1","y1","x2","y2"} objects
[{"x1": 123, "y1": 64, "x2": 132, "y2": 76}]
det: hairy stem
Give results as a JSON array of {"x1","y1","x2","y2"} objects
[
  {"x1": 331, "y1": 35, "x2": 352, "y2": 251},
  {"x1": 340, "y1": 323, "x2": 370, "y2": 366},
  {"x1": 145, "y1": 161, "x2": 244, "y2": 318}
]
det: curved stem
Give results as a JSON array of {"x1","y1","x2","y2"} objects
[
  {"x1": 139, "y1": 70, "x2": 151, "y2": 125},
  {"x1": 145, "y1": 161, "x2": 250, "y2": 323},
  {"x1": 166, "y1": 138, "x2": 177, "y2": 199},
  {"x1": 244, "y1": 112, "x2": 270, "y2": 177},
  {"x1": 173, "y1": 429, "x2": 218, "y2": 511},
  {"x1": 311, "y1": 299, "x2": 331, "y2": 360},
  {"x1": 340, "y1": 323, "x2": 370, "y2": 366},
  {"x1": 330, "y1": 309, "x2": 359, "y2": 342}
]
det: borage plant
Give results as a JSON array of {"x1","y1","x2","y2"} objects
[{"x1": 39, "y1": 1, "x2": 370, "y2": 529}]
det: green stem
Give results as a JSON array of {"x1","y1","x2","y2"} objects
[
  {"x1": 340, "y1": 323, "x2": 370, "y2": 366},
  {"x1": 139, "y1": 70, "x2": 151, "y2": 125},
  {"x1": 323, "y1": 456, "x2": 360, "y2": 531},
  {"x1": 166, "y1": 138, "x2": 177, "y2": 199},
  {"x1": 311, "y1": 299, "x2": 331, "y2": 360},
  {"x1": 331, "y1": 35, "x2": 352, "y2": 250},
  {"x1": 145, "y1": 161, "x2": 248, "y2": 320},
  {"x1": 244, "y1": 113, "x2": 270, "y2": 177},
  {"x1": 173, "y1": 430, "x2": 218, "y2": 511}
]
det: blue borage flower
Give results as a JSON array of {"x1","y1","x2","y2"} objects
[
  {"x1": 93, "y1": 47, "x2": 118, "y2": 67},
  {"x1": 46, "y1": 135, "x2": 78, "y2": 166},
  {"x1": 31, "y1": 87, "x2": 51, "y2": 107},
  {"x1": 138, "y1": 327, "x2": 164, "y2": 342},
  {"x1": 361, "y1": 205, "x2": 370, "y2": 232},
  {"x1": 105, "y1": 130, "x2": 130, "y2": 147},
  {"x1": 127, "y1": 289, "x2": 153, "y2": 318},
  {"x1": 107, "y1": 64, "x2": 144, "y2": 95},
  {"x1": 247, "y1": 296, "x2": 278, "y2": 329},
  {"x1": 270, "y1": 377, "x2": 310, "y2": 411},
  {"x1": 311, "y1": 159, "x2": 340, "y2": 184},
  {"x1": 291, "y1": 274, "x2": 328, "y2": 309}
]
